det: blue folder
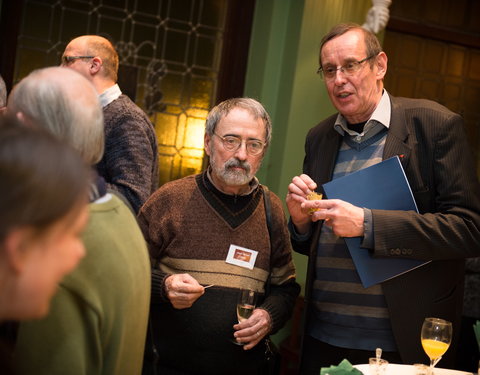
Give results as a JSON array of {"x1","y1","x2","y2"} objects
[{"x1": 322, "y1": 156, "x2": 428, "y2": 288}]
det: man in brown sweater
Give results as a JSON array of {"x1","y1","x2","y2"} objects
[{"x1": 138, "y1": 98, "x2": 300, "y2": 375}]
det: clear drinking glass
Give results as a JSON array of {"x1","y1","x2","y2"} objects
[
  {"x1": 232, "y1": 289, "x2": 256, "y2": 345},
  {"x1": 420, "y1": 317, "x2": 452, "y2": 374}
]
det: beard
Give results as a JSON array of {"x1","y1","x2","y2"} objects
[{"x1": 210, "y1": 152, "x2": 255, "y2": 186}]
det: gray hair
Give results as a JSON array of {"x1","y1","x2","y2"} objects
[
  {"x1": 205, "y1": 98, "x2": 272, "y2": 147},
  {"x1": 8, "y1": 67, "x2": 104, "y2": 165},
  {"x1": 0, "y1": 75, "x2": 6, "y2": 108},
  {"x1": 0, "y1": 116, "x2": 90, "y2": 242}
]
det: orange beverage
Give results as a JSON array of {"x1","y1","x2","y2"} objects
[{"x1": 421, "y1": 339, "x2": 449, "y2": 359}]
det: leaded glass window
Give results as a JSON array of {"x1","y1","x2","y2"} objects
[{"x1": 14, "y1": 0, "x2": 228, "y2": 185}]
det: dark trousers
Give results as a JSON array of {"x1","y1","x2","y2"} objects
[
  {"x1": 299, "y1": 335, "x2": 403, "y2": 375},
  {"x1": 455, "y1": 316, "x2": 479, "y2": 373}
]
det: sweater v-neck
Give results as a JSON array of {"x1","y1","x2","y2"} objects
[{"x1": 196, "y1": 172, "x2": 262, "y2": 229}]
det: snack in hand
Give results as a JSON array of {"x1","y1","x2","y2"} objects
[{"x1": 306, "y1": 191, "x2": 323, "y2": 214}]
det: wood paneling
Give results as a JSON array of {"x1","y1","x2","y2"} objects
[{"x1": 384, "y1": 0, "x2": 480, "y2": 174}]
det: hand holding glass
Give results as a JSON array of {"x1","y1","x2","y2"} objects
[
  {"x1": 420, "y1": 317, "x2": 452, "y2": 374},
  {"x1": 232, "y1": 289, "x2": 256, "y2": 345}
]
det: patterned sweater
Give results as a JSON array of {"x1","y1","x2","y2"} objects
[
  {"x1": 97, "y1": 94, "x2": 158, "y2": 213},
  {"x1": 138, "y1": 171, "x2": 300, "y2": 374}
]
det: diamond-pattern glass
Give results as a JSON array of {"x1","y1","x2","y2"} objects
[{"x1": 14, "y1": 0, "x2": 228, "y2": 185}]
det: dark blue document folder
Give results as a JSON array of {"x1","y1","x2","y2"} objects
[{"x1": 322, "y1": 156, "x2": 428, "y2": 288}]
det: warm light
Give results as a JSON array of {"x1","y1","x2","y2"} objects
[{"x1": 152, "y1": 107, "x2": 209, "y2": 186}]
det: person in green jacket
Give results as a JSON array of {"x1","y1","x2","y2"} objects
[{"x1": 8, "y1": 67, "x2": 151, "y2": 375}]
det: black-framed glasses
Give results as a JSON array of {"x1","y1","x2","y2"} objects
[
  {"x1": 317, "y1": 55, "x2": 376, "y2": 80},
  {"x1": 213, "y1": 133, "x2": 265, "y2": 156},
  {"x1": 61, "y1": 55, "x2": 95, "y2": 66}
]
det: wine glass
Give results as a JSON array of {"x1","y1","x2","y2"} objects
[
  {"x1": 420, "y1": 317, "x2": 452, "y2": 374},
  {"x1": 232, "y1": 288, "x2": 256, "y2": 345}
]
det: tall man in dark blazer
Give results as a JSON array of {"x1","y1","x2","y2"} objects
[{"x1": 286, "y1": 23, "x2": 480, "y2": 374}]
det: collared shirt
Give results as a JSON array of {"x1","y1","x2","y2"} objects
[
  {"x1": 333, "y1": 89, "x2": 391, "y2": 142},
  {"x1": 99, "y1": 84, "x2": 122, "y2": 108}
]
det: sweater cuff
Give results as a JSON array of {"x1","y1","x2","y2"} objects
[
  {"x1": 288, "y1": 218, "x2": 312, "y2": 241},
  {"x1": 259, "y1": 299, "x2": 283, "y2": 334},
  {"x1": 151, "y1": 268, "x2": 171, "y2": 303}
]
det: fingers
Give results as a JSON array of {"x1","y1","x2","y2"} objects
[
  {"x1": 288, "y1": 174, "x2": 317, "y2": 198},
  {"x1": 233, "y1": 308, "x2": 271, "y2": 350},
  {"x1": 307, "y1": 199, "x2": 365, "y2": 237},
  {"x1": 165, "y1": 274, "x2": 205, "y2": 309},
  {"x1": 287, "y1": 174, "x2": 318, "y2": 233}
]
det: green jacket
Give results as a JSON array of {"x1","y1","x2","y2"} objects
[{"x1": 14, "y1": 194, "x2": 151, "y2": 375}]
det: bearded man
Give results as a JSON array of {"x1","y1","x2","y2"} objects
[{"x1": 138, "y1": 97, "x2": 300, "y2": 375}]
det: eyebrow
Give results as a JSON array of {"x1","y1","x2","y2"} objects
[{"x1": 221, "y1": 133, "x2": 263, "y2": 141}]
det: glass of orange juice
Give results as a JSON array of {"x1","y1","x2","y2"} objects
[{"x1": 420, "y1": 317, "x2": 452, "y2": 374}]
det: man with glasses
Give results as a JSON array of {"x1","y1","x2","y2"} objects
[
  {"x1": 138, "y1": 97, "x2": 300, "y2": 374},
  {"x1": 286, "y1": 23, "x2": 480, "y2": 372},
  {"x1": 61, "y1": 35, "x2": 158, "y2": 213}
]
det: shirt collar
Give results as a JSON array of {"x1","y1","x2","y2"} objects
[
  {"x1": 334, "y1": 89, "x2": 391, "y2": 137},
  {"x1": 99, "y1": 84, "x2": 122, "y2": 108}
]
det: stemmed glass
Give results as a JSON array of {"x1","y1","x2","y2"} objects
[
  {"x1": 232, "y1": 288, "x2": 256, "y2": 345},
  {"x1": 421, "y1": 317, "x2": 452, "y2": 374}
]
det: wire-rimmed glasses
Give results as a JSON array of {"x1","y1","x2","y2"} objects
[
  {"x1": 317, "y1": 54, "x2": 376, "y2": 80},
  {"x1": 61, "y1": 55, "x2": 95, "y2": 66},
  {"x1": 213, "y1": 133, "x2": 265, "y2": 156}
]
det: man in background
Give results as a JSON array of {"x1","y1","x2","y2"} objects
[
  {"x1": 286, "y1": 23, "x2": 480, "y2": 373},
  {"x1": 62, "y1": 35, "x2": 158, "y2": 212}
]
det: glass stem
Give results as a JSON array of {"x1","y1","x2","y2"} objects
[{"x1": 428, "y1": 357, "x2": 441, "y2": 375}]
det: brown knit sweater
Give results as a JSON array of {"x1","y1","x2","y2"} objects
[{"x1": 138, "y1": 171, "x2": 300, "y2": 374}]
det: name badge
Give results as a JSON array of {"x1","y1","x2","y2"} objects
[{"x1": 225, "y1": 244, "x2": 258, "y2": 270}]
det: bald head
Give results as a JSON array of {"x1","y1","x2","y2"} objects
[
  {"x1": 62, "y1": 35, "x2": 119, "y2": 84},
  {"x1": 8, "y1": 67, "x2": 104, "y2": 165}
]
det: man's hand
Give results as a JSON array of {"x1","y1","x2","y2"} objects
[
  {"x1": 164, "y1": 273, "x2": 205, "y2": 309},
  {"x1": 233, "y1": 308, "x2": 272, "y2": 350},
  {"x1": 303, "y1": 198, "x2": 364, "y2": 237},
  {"x1": 286, "y1": 174, "x2": 318, "y2": 234}
]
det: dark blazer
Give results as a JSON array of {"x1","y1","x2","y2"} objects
[{"x1": 293, "y1": 94, "x2": 480, "y2": 365}]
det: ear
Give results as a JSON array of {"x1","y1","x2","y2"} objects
[
  {"x1": 3, "y1": 228, "x2": 32, "y2": 274},
  {"x1": 376, "y1": 51, "x2": 388, "y2": 80},
  {"x1": 90, "y1": 56, "x2": 103, "y2": 75},
  {"x1": 15, "y1": 111, "x2": 26, "y2": 123},
  {"x1": 15, "y1": 112, "x2": 35, "y2": 129},
  {"x1": 204, "y1": 133, "x2": 212, "y2": 157}
]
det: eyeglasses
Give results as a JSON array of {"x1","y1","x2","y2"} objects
[
  {"x1": 213, "y1": 133, "x2": 265, "y2": 156},
  {"x1": 61, "y1": 55, "x2": 95, "y2": 66},
  {"x1": 317, "y1": 55, "x2": 376, "y2": 80}
]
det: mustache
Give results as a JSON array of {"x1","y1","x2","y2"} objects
[{"x1": 224, "y1": 158, "x2": 251, "y2": 174}]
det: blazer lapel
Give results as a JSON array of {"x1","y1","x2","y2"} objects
[
  {"x1": 383, "y1": 96, "x2": 412, "y2": 169},
  {"x1": 313, "y1": 125, "x2": 342, "y2": 187}
]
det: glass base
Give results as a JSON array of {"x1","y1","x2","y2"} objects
[{"x1": 230, "y1": 337, "x2": 244, "y2": 346}]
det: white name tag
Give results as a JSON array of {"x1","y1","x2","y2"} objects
[{"x1": 225, "y1": 244, "x2": 258, "y2": 270}]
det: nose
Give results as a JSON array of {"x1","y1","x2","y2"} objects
[
  {"x1": 333, "y1": 68, "x2": 347, "y2": 85},
  {"x1": 234, "y1": 142, "x2": 248, "y2": 160}
]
